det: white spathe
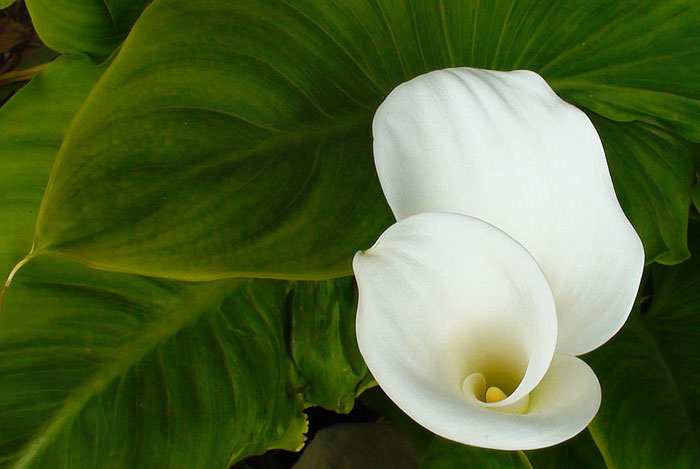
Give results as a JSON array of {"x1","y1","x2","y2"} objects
[{"x1": 353, "y1": 68, "x2": 644, "y2": 450}]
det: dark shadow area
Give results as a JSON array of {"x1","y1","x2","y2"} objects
[{"x1": 233, "y1": 401, "x2": 381, "y2": 468}]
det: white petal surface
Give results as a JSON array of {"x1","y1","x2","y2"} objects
[
  {"x1": 373, "y1": 68, "x2": 644, "y2": 355},
  {"x1": 354, "y1": 212, "x2": 559, "y2": 445},
  {"x1": 381, "y1": 351, "x2": 600, "y2": 450}
]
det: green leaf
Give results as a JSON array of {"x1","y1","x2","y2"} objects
[
  {"x1": 585, "y1": 219, "x2": 700, "y2": 468},
  {"x1": 294, "y1": 423, "x2": 419, "y2": 469},
  {"x1": 31, "y1": 0, "x2": 396, "y2": 282},
  {"x1": 591, "y1": 115, "x2": 697, "y2": 264},
  {"x1": 527, "y1": 430, "x2": 605, "y2": 469},
  {"x1": 1, "y1": 262, "x2": 310, "y2": 467},
  {"x1": 0, "y1": 56, "x2": 369, "y2": 467},
  {"x1": 289, "y1": 278, "x2": 372, "y2": 412},
  {"x1": 0, "y1": 1, "x2": 15, "y2": 9},
  {"x1": 1, "y1": 268, "x2": 373, "y2": 467},
  {"x1": 420, "y1": 438, "x2": 531, "y2": 469},
  {"x1": 25, "y1": 0, "x2": 151, "y2": 57},
  {"x1": 30, "y1": 0, "x2": 699, "y2": 281},
  {"x1": 0, "y1": 54, "x2": 106, "y2": 276},
  {"x1": 692, "y1": 183, "x2": 700, "y2": 213},
  {"x1": 536, "y1": 1, "x2": 700, "y2": 142}
]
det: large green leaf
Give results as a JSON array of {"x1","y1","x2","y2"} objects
[
  {"x1": 25, "y1": 0, "x2": 151, "y2": 57},
  {"x1": 29, "y1": 0, "x2": 700, "y2": 282},
  {"x1": 2, "y1": 268, "x2": 370, "y2": 467},
  {"x1": 585, "y1": 219, "x2": 700, "y2": 468},
  {"x1": 591, "y1": 115, "x2": 697, "y2": 264},
  {"x1": 692, "y1": 183, "x2": 700, "y2": 213},
  {"x1": 0, "y1": 1, "x2": 15, "y2": 9},
  {"x1": 0, "y1": 54, "x2": 106, "y2": 276},
  {"x1": 527, "y1": 430, "x2": 605, "y2": 469},
  {"x1": 538, "y1": 3, "x2": 700, "y2": 142},
  {"x1": 1, "y1": 263, "x2": 309, "y2": 467},
  {"x1": 420, "y1": 438, "x2": 531, "y2": 469},
  {"x1": 0, "y1": 56, "x2": 370, "y2": 468}
]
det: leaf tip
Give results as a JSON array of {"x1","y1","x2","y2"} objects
[{"x1": 1, "y1": 249, "x2": 36, "y2": 308}]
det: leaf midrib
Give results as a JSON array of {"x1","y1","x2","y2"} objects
[{"x1": 11, "y1": 282, "x2": 233, "y2": 469}]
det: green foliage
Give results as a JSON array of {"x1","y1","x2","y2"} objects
[
  {"x1": 585, "y1": 219, "x2": 700, "y2": 468},
  {"x1": 289, "y1": 279, "x2": 372, "y2": 412},
  {"x1": 540, "y1": 3, "x2": 700, "y2": 143},
  {"x1": 24, "y1": 0, "x2": 152, "y2": 57},
  {"x1": 692, "y1": 183, "x2": 700, "y2": 213},
  {"x1": 31, "y1": 0, "x2": 395, "y2": 281},
  {"x1": 0, "y1": 1, "x2": 15, "y2": 9},
  {"x1": 1, "y1": 261, "x2": 308, "y2": 467},
  {"x1": 26, "y1": 0, "x2": 697, "y2": 281},
  {"x1": 0, "y1": 56, "x2": 369, "y2": 468},
  {"x1": 527, "y1": 430, "x2": 605, "y2": 469},
  {"x1": 420, "y1": 438, "x2": 531, "y2": 468},
  {"x1": 592, "y1": 115, "x2": 697, "y2": 264},
  {"x1": 0, "y1": 55, "x2": 105, "y2": 276}
]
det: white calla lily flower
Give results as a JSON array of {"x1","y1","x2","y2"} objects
[{"x1": 353, "y1": 68, "x2": 644, "y2": 450}]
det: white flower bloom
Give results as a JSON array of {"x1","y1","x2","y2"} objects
[{"x1": 353, "y1": 68, "x2": 644, "y2": 450}]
